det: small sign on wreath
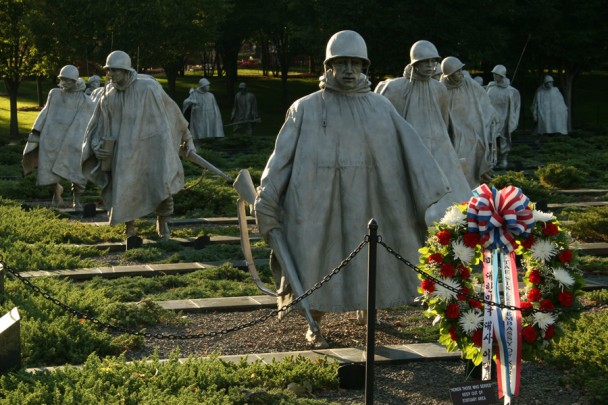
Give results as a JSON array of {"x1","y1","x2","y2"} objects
[{"x1": 417, "y1": 185, "x2": 584, "y2": 404}]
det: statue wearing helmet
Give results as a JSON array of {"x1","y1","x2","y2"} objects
[
  {"x1": 375, "y1": 40, "x2": 471, "y2": 202},
  {"x1": 82, "y1": 50, "x2": 197, "y2": 240},
  {"x1": 531, "y1": 74, "x2": 568, "y2": 136},
  {"x1": 255, "y1": 30, "x2": 461, "y2": 349},
  {"x1": 485, "y1": 64, "x2": 521, "y2": 168},
  {"x1": 182, "y1": 78, "x2": 225, "y2": 142},
  {"x1": 23, "y1": 64, "x2": 94, "y2": 210},
  {"x1": 230, "y1": 82, "x2": 259, "y2": 135},
  {"x1": 439, "y1": 56, "x2": 498, "y2": 187}
]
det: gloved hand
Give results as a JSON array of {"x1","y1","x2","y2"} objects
[{"x1": 94, "y1": 147, "x2": 112, "y2": 160}]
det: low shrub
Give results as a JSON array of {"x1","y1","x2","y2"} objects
[{"x1": 536, "y1": 163, "x2": 588, "y2": 189}]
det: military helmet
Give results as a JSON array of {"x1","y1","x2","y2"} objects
[
  {"x1": 543, "y1": 75, "x2": 554, "y2": 84},
  {"x1": 410, "y1": 40, "x2": 440, "y2": 64},
  {"x1": 58, "y1": 65, "x2": 79, "y2": 81},
  {"x1": 491, "y1": 64, "x2": 507, "y2": 77},
  {"x1": 104, "y1": 50, "x2": 133, "y2": 71},
  {"x1": 199, "y1": 78, "x2": 211, "y2": 87},
  {"x1": 324, "y1": 30, "x2": 370, "y2": 65},
  {"x1": 238, "y1": 82, "x2": 246, "y2": 89},
  {"x1": 441, "y1": 56, "x2": 465, "y2": 76}
]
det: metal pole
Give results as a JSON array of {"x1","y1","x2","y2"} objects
[{"x1": 365, "y1": 218, "x2": 378, "y2": 404}]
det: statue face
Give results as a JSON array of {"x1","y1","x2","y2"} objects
[
  {"x1": 493, "y1": 73, "x2": 505, "y2": 83},
  {"x1": 414, "y1": 59, "x2": 437, "y2": 78},
  {"x1": 447, "y1": 69, "x2": 464, "y2": 86},
  {"x1": 329, "y1": 57, "x2": 363, "y2": 90},
  {"x1": 59, "y1": 78, "x2": 76, "y2": 90},
  {"x1": 107, "y1": 68, "x2": 128, "y2": 86},
  {"x1": 544, "y1": 81, "x2": 554, "y2": 89}
]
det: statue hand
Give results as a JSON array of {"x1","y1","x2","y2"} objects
[{"x1": 95, "y1": 147, "x2": 112, "y2": 160}]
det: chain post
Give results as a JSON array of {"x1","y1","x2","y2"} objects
[{"x1": 365, "y1": 219, "x2": 378, "y2": 405}]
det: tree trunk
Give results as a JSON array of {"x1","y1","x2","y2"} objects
[
  {"x1": 3, "y1": 79, "x2": 21, "y2": 139},
  {"x1": 36, "y1": 76, "x2": 44, "y2": 107},
  {"x1": 563, "y1": 67, "x2": 580, "y2": 133},
  {"x1": 163, "y1": 64, "x2": 178, "y2": 99}
]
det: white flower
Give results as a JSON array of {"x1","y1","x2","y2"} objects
[
  {"x1": 458, "y1": 309, "x2": 483, "y2": 334},
  {"x1": 452, "y1": 240, "x2": 475, "y2": 265},
  {"x1": 432, "y1": 277, "x2": 460, "y2": 301},
  {"x1": 440, "y1": 205, "x2": 466, "y2": 227},
  {"x1": 552, "y1": 267, "x2": 575, "y2": 289},
  {"x1": 533, "y1": 311, "x2": 556, "y2": 331},
  {"x1": 530, "y1": 239, "x2": 557, "y2": 262},
  {"x1": 533, "y1": 210, "x2": 556, "y2": 223}
]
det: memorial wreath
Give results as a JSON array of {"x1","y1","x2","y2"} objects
[{"x1": 416, "y1": 184, "x2": 584, "y2": 401}]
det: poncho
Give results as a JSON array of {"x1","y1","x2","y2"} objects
[
  {"x1": 255, "y1": 73, "x2": 465, "y2": 312},
  {"x1": 183, "y1": 88, "x2": 225, "y2": 139},
  {"x1": 374, "y1": 71, "x2": 472, "y2": 202},
  {"x1": 23, "y1": 80, "x2": 94, "y2": 186},
  {"x1": 441, "y1": 75, "x2": 497, "y2": 188},
  {"x1": 531, "y1": 85, "x2": 568, "y2": 135},
  {"x1": 486, "y1": 78, "x2": 521, "y2": 144},
  {"x1": 82, "y1": 72, "x2": 189, "y2": 225}
]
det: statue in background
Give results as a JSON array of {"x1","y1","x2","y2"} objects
[
  {"x1": 82, "y1": 51, "x2": 196, "y2": 239},
  {"x1": 531, "y1": 75, "x2": 568, "y2": 136},
  {"x1": 230, "y1": 82, "x2": 259, "y2": 135},
  {"x1": 22, "y1": 65, "x2": 94, "y2": 210},
  {"x1": 440, "y1": 56, "x2": 497, "y2": 187},
  {"x1": 255, "y1": 30, "x2": 458, "y2": 348},
  {"x1": 485, "y1": 64, "x2": 520, "y2": 169},
  {"x1": 374, "y1": 39, "x2": 472, "y2": 203},
  {"x1": 85, "y1": 75, "x2": 100, "y2": 96},
  {"x1": 182, "y1": 78, "x2": 224, "y2": 144}
]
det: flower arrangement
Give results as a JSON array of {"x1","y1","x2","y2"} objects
[{"x1": 417, "y1": 193, "x2": 584, "y2": 366}]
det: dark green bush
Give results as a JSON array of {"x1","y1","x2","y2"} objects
[
  {"x1": 489, "y1": 171, "x2": 552, "y2": 202},
  {"x1": 536, "y1": 163, "x2": 588, "y2": 189}
]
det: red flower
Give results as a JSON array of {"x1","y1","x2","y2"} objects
[
  {"x1": 436, "y1": 230, "x2": 451, "y2": 245},
  {"x1": 528, "y1": 269, "x2": 542, "y2": 284},
  {"x1": 428, "y1": 253, "x2": 444, "y2": 264},
  {"x1": 527, "y1": 288, "x2": 542, "y2": 302},
  {"x1": 543, "y1": 222, "x2": 559, "y2": 236},
  {"x1": 445, "y1": 302, "x2": 460, "y2": 319},
  {"x1": 558, "y1": 291, "x2": 574, "y2": 307},
  {"x1": 544, "y1": 324, "x2": 555, "y2": 340},
  {"x1": 457, "y1": 286, "x2": 470, "y2": 301},
  {"x1": 440, "y1": 263, "x2": 456, "y2": 278},
  {"x1": 458, "y1": 265, "x2": 471, "y2": 280},
  {"x1": 520, "y1": 236, "x2": 536, "y2": 249},
  {"x1": 463, "y1": 232, "x2": 481, "y2": 248},
  {"x1": 468, "y1": 298, "x2": 483, "y2": 309},
  {"x1": 522, "y1": 325, "x2": 538, "y2": 343},
  {"x1": 421, "y1": 278, "x2": 436, "y2": 293},
  {"x1": 471, "y1": 329, "x2": 483, "y2": 347},
  {"x1": 557, "y1": 249, "x2": 573, "y2": 263},
  {"x1": 449, "y1": 325, "x2": 459, "y2": 341},
  {"x1": 520, "y1": 301, "x2": 533, "y2": 313},
  {"x1": 540, "y1": 299, "x2": 555, "y2": 311}
]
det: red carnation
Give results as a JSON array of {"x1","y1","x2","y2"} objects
[
  {"x1": 471, "y1": 329, "x2": 483, "y2": 347},
  {"x1": 458, "y1": 265, "x2": 471, "y2": 280},
  {"x1": 468, "y1": 297, "x2": 483, "y2": 309},
  {"x1": 558, "y1": 291, "x2": 574, "y2": 307},
  {"x1": 446, "y1": 302, "x2": 460, "y2": 319},
  {"x1": 522, "y1": 325, "x2": 538, "y2": 343},
  {"x1": 540, "y1": 299, "x2": 555, "y2": 311},
  {"x1": 428, "y1": 253, "x2": 444, "y2": 264},
  {"x1": 463, "y1": 232, "x2": 481, "y2": 248},
  {"x1": 457, "y1": 286, "x2": 470, "y2": 301},
  {"x1": 544, "y1": 324, "x2": 556, "y2": 340},
  {"x1": 557, "y1": 249, "x2": 573, "y2": 263},
  {"x1": 449, "y1": 325, "x2": 459, "y2": 341},
  {"x1": 440, "y1": 263, "x2": 456, "y2": 278},
  {"x1": 421, "y1": 278, "x2": 436, "y2": 293},
  {"x1": 527, "y1": 288, "x2": 542, "y2": 302},
  {"x1": 528, "y1": 269, "x2": 542, "y2": 284},
  {"x1": 543, "y1": 222, "x2": 559, "y2": 236},
  {"x1": 520, "y1": 301, "x2": 533, "y2": 313},
  {"x1": 520, "y1": 236, "x2": 536, "y2": 249},
  {"x1": 436, "y1": 230, "x2": 451, "y2": 245}
]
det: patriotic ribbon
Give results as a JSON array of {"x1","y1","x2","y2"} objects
[{"x1": 466, "y1": 184, "x2": 534, "y2": 252}]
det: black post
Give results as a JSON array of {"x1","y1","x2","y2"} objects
[{"x1": 365, "y1": 219, "x2": 378, "y2": 404}]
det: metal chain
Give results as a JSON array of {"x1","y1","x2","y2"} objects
[
  {"x1": 378, "y1": 240, "x2": 608, "y2": 314},
  {"x1": 0, "y1": 238, "x2": 368, "y2": 340}
]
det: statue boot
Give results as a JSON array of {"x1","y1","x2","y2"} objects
[
  {"x1": 305, "y1": 311, "x2": 328, "y2": 349},
  {"x1": 125, "y1": 221, "x2": 136, "y2": 238},
  {"x1": 52, "y1": 183, "x2": 64, "y2": 207},
  {"x1": 71, "y1": 183, "x2": 84, "y2": 212},
  {"x1": 497, "y1": 153, "x2": 508, "y2": 169},
  {"x1": 156, "y1": 216, "x2": 171, "y2": 240}
]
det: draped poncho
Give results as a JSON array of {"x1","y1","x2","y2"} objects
[{"x1": 183, "y1": 88, "x2": 225, "y2": 139}]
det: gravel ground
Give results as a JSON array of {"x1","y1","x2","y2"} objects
[{"x1": 122, "y1": 306, "x2": 591, "y2": 404}]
